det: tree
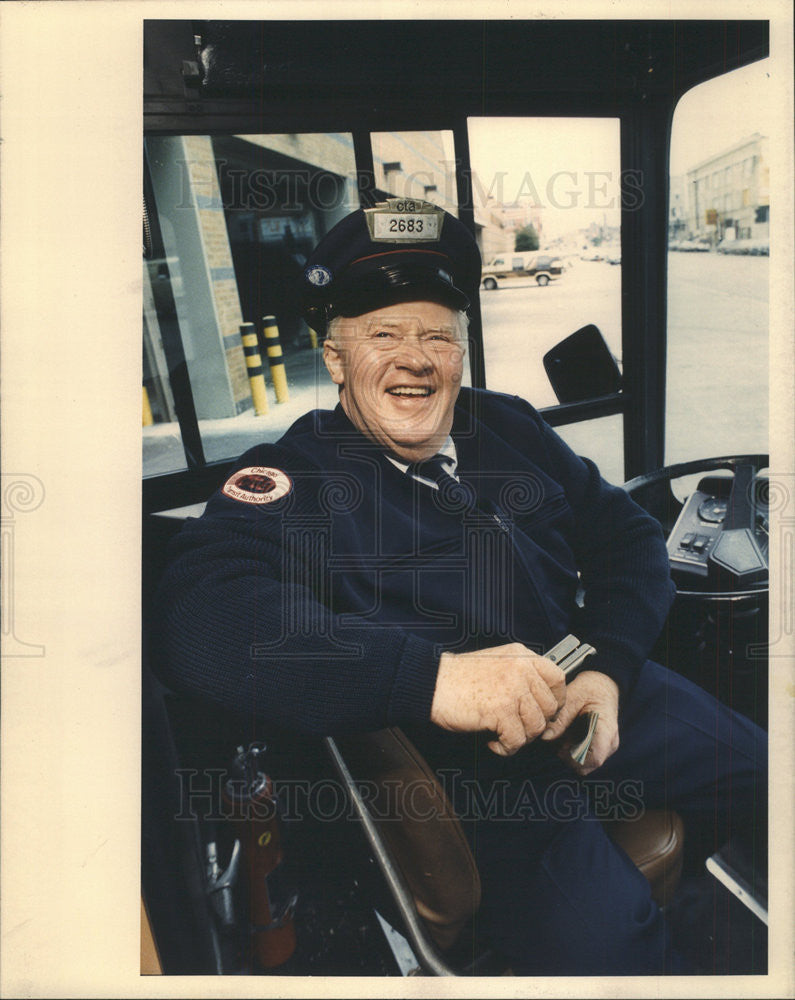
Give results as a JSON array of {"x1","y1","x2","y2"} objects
[{"x1": 514, "y1": 224, "x2": 539, "y2": 252}]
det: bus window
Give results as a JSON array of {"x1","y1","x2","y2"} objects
[
  {"x1": 556, "y1": 415, "x2": 624, "y2": 486},
  {"x1": 143, "y1": 132, "x2": 359, "y2": 476},
  {"x1": 467, "y1": 117, "x2": 623, "y2": 475},
  {"x1": 666, "y1": 60, "x2": 770, "y2": 464},
  {"x1": 143, "y1": 257, "x2": 187, "y2": 475}
]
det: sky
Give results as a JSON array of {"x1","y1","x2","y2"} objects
[
  {"x1": 467, "y1": 57, "x2": 771, "y2": 244},
  {"x1": 468, "y1": 117, "x2": 622, "y2": 243},
  {"x1": 670, "y1": 58, "x2": 771, "y2": 175}
]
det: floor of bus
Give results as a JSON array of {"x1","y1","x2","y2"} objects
[{"x1": 667, "y1": 872, "x2": 767, "y2": 975}]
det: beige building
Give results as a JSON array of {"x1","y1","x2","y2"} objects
[
  {"x1": 371, "y1": 131, "x2": 458, "y2": 215},
  {"x1": 475, "y1": 198, "x2": 513, "y2": 261},
  {"x1": 668, "y1": 174, "x2": 688, "y2": 242},
  {"x1": 500, "y1": 200, "x2": 545, "y2": 252},
  {"x1": 685, "y1": 133, "x2": 769, "y2": 244},
  {"x1": 371, "y1": 131, "x2": 509, "y2": 261}
]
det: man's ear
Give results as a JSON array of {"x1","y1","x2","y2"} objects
[{"x1": 323, "y1": 339, "x2": 345, "y2": 385}]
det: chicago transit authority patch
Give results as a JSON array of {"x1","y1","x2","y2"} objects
[{"x1": 222, "y1": 466, "x2": 293, "y2": 504}]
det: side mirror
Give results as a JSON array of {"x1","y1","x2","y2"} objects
[{"x1": 543, "y1": 324, "x2": 622, "y2": 404}]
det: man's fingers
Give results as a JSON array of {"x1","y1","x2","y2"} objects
[
  {"x1": 487, "y1": 737, "x2": 511, "y2": 757},
  {"x1": 540, "y1": 700, "x2": 578, "y2": 740},
  {"x1": 561, "y1": 718, "x2": 620, "y2": 775},
  {"x1": 431, "y1": 645, "x2": 573, "y2": 744},
  {"x1": 534, "y1": 656, "x2": 567, "y2": 708},
  {"x1": 488, "y1": 715, "x2": 528, "y2": 756},
  {"x1": 584, "y1": 720, "x2": 619, "y2": 769},
  {"x1": 524, "y1": 675, "x2": 560, "y2": 725}
]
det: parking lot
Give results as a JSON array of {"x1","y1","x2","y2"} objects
[{"x1": 481, "y1": 252, "x2": 769, "y2": 479}]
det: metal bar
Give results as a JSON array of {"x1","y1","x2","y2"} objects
[
  {"x1": 452, "y1": 117, "x2": 486, "y2": 391},
  {"x1": 323, "y1": 736, "x2": 458, "y2": 977},
  {"x1": 143, "y1": 101, "x2": 633, "y2": 136},
  {"x1": 620, "y1": 104, "x2": 672, "y2": 479},
  {"x1": 540, "y1": 392, "x2": 625, "y2": 428},
  {"x1": 706, "y1": 853, "x2": 768, "y2": 927},
  {"x1": 352, "y1": 129, "x2": 377, "y2": 209}
]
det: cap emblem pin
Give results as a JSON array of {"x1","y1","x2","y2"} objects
[{"x1": 305, "y1": 264, "x2": 333, "y2": 287}]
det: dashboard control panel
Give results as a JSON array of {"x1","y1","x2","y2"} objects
[
  {"x1": 666, "y1": 477, "x2": 769, "y2": 586},
  {"x1": 667, "y1": 490, "x2": 726, "y2": 578}
]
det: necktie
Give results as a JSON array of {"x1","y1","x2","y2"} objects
[{"x1": 408, "y1": 456, "x2": 456, "y2": 490}]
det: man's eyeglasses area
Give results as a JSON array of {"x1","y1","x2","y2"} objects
[{"x1": 331, "y1": 318, "x2": 467, "y2": 356}]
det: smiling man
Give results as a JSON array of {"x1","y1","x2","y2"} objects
[
  {"x1": 154, "y1": 201, "x2": 767, "y2": 976},
  {"x1": 323, "y1": 301, "x2": 466, "y2": 463}
]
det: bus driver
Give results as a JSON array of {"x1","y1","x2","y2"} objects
[{"x1": 154, "y1": 201, "x2": 767, "y2": 975}]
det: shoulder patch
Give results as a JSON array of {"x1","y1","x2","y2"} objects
[{"x1": 222, "y1": 466, "x2": 293, "y2": 505}]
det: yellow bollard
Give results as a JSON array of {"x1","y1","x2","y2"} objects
[
  {"x1": 308, "y1": 327, "x2": 318, "y2": 349},
  {"x1": 239, "y1": 322, "x2": 270, "y2": 415},
  {"x1": 143, "y1": 386, "x2": 154, "y2": 427},
  {"x1": 261, "y1": 315, "x2": 290, "y2": 403}
]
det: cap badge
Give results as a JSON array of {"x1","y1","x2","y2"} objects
[
  {"x1": 305, "y1": 264, "x2": 333, "y2": 287},
  {"x1": 365, "y1": 198, "x2": 445, "y2": 244},
  {"x1": 222, "y1": 466, "x2": 293, "y2": 505}
]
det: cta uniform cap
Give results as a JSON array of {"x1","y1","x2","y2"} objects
[{"x1": 300, "y1": 199, "x2": 481, "y2": 335}]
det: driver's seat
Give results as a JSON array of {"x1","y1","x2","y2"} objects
[{"x1": 330, "y1": 726, "x2": 684, "y2": 974}]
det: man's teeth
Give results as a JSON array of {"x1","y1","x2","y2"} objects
[{"x1": 388, "y1": 386, "x2": 432, "y2": 397}]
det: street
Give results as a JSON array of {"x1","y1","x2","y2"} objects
[
  {"x1": 480, "y1": 253, "x2": 769, "y2": 481},
  {"x1": 664, "y1": 252, "x2": 768, "y2": 465},
  {"x1": 144, "y1": 253, "x2": 770, "y2": 484}
]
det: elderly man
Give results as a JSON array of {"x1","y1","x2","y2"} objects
[{"x1": 154, "y1": 201, "x2": 766, "y2": 975}]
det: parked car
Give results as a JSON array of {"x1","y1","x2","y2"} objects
[
  {"x1": 481, "y1": 251, "x2": 563, "y2": 288},
  {"x1": 676, "y1": 239, "x2": 711, "y2": 252},
  {"x1": 717, "y1": 238, "x2": 769, "y2": 255}
]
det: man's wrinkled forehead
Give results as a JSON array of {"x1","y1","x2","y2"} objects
[{"x1": 330, "y1": 307, "x2": 467, "y2": 340}]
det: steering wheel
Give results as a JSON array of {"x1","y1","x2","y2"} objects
[{"x1": 624, "y1": 455, "x2": 770, "y2": 604}]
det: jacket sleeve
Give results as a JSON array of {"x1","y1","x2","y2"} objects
[
  {"x1": 150, "y1": 505, "x2": 441, "y2": 737},
  {"x1": 526, "y1": 401, "x2": 676, "y2": 697}
]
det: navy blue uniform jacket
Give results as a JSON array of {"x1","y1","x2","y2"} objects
[{"x1": 153, "y1": 388, "x2": 675, "y2": 753}]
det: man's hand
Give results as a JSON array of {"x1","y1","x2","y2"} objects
[
  {"x1": 430, "y1": 643, "x2": 566, "y2": 757},
  {"x1": 540, "y1": 670, "x2": 620, "y2": 775}
]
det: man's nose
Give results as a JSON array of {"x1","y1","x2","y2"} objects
[{"x1": 393, "y1": 336, "x2": 434, "y2": 372}]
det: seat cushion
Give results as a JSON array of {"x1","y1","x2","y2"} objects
[
  {"x1": 603, "y1": 809, "x2": 685, "y2": 906},
  {"x1": 334, "y1": 727, "x2": 481, "y2": 950}
]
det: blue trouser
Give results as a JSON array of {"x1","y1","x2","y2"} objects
[{"x1": 443, "y1": 660, "x2": 767, "y2": 975}]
